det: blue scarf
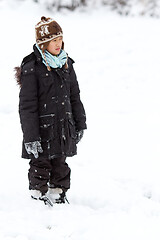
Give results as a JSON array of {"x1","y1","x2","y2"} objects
[{"x1": 36, "y1": 44, "x2": 67, "y2": 69}]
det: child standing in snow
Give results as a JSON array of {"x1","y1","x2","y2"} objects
[{"x1": 15, "y1": 16, "x2": 87, "y2": 205}]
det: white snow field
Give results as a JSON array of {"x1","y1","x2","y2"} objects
[{"x1": 1, "y1": 1, "x2": 160, "y2": 239}]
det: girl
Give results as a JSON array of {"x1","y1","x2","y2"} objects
[{"x1": 15, "y1": 16, "x2": 87, "y2": 206}]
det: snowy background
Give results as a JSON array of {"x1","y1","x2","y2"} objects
[{"x1": 1, "y1": 0, "x2": 160, "y2": 239}]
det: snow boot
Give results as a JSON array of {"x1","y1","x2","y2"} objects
[
  {"x1": 30, "y1": 190, "x2": 53, "y2": 207},
  {"x1": 48, "y1": 187, "x2": 69, "y2": 204}
]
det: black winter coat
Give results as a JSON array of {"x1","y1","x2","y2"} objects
[{"x1": 18, "y1": 45, "x2": 87, "y2": 159}]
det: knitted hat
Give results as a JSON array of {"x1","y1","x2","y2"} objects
[{"x1": 35, "y1": 16, "x2": 63, "y2": 52}]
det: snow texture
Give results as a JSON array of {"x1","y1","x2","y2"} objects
[
  {"x1": 1, "y1": 1, "x2": 160, "y2": 240},
  {"x1": 2, "y1": 0, "x2": 160, "y2": 17}
]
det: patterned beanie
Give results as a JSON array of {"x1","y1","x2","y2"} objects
[{"x1": 35, "y1": 16, "x2": 63, "y2": 52}]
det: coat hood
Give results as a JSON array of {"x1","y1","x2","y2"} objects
[
  {"x1": 14, "y1": 66, "x2": 22, "y2": 87},
  {"x1": 14, "y1": 46, "x2": 39, "y2": 87}
]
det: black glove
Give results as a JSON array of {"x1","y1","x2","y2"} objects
[
  {"x1": 75, "y1": 130, "x2": 84, "y2": 144},
  {"x1": 24, "y1": 141, "x2": 43, "y2": 159}
]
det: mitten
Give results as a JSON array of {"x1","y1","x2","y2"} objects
[
  {"x1": 24, "y1": 141, "x2": 43, "y2": 159},
  {"x1": 75, "y1": 130, "x2": 84, "y2": 144}
]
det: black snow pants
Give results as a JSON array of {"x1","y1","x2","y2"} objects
[{"x1": 28, "y1": 156, "x2": 71, "y2": 195}]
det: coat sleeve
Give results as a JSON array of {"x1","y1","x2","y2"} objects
[
  {"x1": 19, "y1": 61, "x2": 40, "y2": 143},
  {"x1": 69, "y1": 62, "x2": 87, "y2": 131}
]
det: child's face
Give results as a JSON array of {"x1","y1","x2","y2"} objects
[{"x1": 47, "y1": 36, "x2": 63, "y2": 56}]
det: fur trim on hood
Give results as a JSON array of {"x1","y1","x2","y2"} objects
[{"x1": 14, "y1": 66, "x2": 22, "y2": 87}]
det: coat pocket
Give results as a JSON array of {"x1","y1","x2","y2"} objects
[
  {"x1": 39, "y1": 114, "x2": 55, "y2": 141},
  {"x1": 68, "y1": 119, "x2": 76, "y2": 139}
]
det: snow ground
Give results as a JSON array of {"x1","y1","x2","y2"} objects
[{"x1": 1, "y1": 1, "x2": 160, "y2": 239}]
